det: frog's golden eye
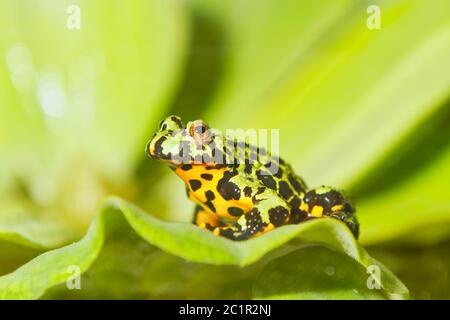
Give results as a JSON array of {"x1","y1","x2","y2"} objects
[{"x1": 189, "y1": 120, "x2": 210, "y2": 144}]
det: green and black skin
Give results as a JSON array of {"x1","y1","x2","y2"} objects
[{"x1": 146, "y1": 115, "x2": 359, "y2": 241}]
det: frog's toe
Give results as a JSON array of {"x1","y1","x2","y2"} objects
[
  {"x1": 330, "y1": 211, "x2": 360, "y2": 239},
  {"x1": 212, "y1": 226, "x2": 253, "y2": 241}
]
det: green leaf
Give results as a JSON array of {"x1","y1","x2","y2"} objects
[
  {"x1": 368, "y1": 240, "x2": 450, "y2": 299},
  {"x1": 0, "y1": 220, "x2": 72, "y2": 250},
  {"x1": 0, "y1": 196, "x2": 408, "y2": 299},
  {"x1": 253, "y1": 246, "x2": 396, "y2": 299}
]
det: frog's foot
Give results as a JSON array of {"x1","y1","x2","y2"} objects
[
  {"x1": 212, "y1": 199, "x2": 291, "y2": 241},
  {"x1": 215, "y1": 223, "x2": 277, "y2": 241},
  {"x1": 302, "y1": 186, "x2": 359, "y2": 239},
  {"x1": 212, "y1": 219, "x2": 269, "y2": 241},
  {"x1": 208, "y1": 208, "x2": 262, "y2": 241},
  {"x1": 329, "y1": 211, "x2": 359, "y2": 239},
  {"x1": 191, "y1": 205, "x2": 254, "y2": 240},
  {"x1": 212, "y1": 224, "x2": 250, "y2": 241},
  {"x1": 192, "y1": 205, "x2": 218, "y2": 230}
]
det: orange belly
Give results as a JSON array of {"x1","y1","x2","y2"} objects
[{"x1": 175, "y1": 165, "x2": 253, "y2": 220}]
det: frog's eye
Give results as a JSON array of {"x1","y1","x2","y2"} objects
[{"x1": 189, "y1": 120, "x2": 210, "y2": 144}]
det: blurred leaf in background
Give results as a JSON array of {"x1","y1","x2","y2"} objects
[
  {"x1": 0, "y1": 0, "x2": 449, "y2": 299},
  {"x1": 0, "y1": 0, "x2": 188, "y2": 231}
]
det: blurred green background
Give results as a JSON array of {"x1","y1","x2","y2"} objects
[{"x1": 1, "y1": 0, "x2": 449, "y2": 299}]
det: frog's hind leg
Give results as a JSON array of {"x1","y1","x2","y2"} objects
[
  {"x1": 192, "y1": 205, "x2": 219, "y2": 231},
  {"x1": 302, "y1": 186, "x2": 359, "y2": 239}
]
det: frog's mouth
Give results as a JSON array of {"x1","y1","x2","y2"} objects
[
  {"x1": 146, "y1": 136, "x2": 188, "y2": 168},
  {"x1": 146, "y1": 131, "x2": 224, "y2": 167},
  {"x1": 146, "y1": 137, "x2": 173, "y2": 161}
]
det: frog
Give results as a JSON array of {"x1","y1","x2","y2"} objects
[{"x1": 146, "y1": 115, "x2": 359, "y2": 241}]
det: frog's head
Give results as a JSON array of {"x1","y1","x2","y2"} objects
[{"x1": 146, "y1": 115, "x2": 225, "y2": 166}]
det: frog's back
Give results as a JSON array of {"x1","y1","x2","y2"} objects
[
  {"x1": 239, "y1": 141, "x2": 307, "y2": 197},
  {"x1": 241, "y1": 144, "x2": 309, "y2": 222}
]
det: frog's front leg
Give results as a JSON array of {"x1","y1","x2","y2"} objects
[
  {"x1": 192, "y1": 205, "x2": 219, "y2": 231},
  {"x1": 213, "y1": 188, "x2": 290, "y2": 241},
  {"x1": 302, "y1": 186, "x2": 359, "y2": 239}
]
